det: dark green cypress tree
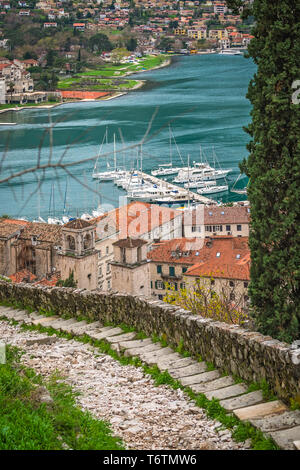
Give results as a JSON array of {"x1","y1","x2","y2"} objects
[{"x1": 227, "y1": 0, "x2": 300, "y2": 342}]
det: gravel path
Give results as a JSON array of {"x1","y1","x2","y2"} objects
[{"x1": 0, "y1": 320, "x2": 249, "y2": 450}]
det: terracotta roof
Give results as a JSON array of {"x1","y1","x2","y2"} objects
[
  {"x1": 148, "y1": 236, "x2": 250, "y2": 281},
  {"x1": 92, "y1": 202, "x2": 180, "y2": 240},
  {"x1": 18, "y1": 222, "x2": 62, "y2": 243},
  {"x1": 113, "y1": 237, "x2": 148, "y2": 249},
  {"x1": 185, "y1": 237, "x2": 250, "y2": 281},
  {"x1": 33, "y1": 274, "x2": 60, "y2": 287},
  {"x1": 63, "y1": 218, "x2": 94, "y2": 230},
  {"x1": 0, "y1": 218, "x2": 28, "y2": 238},
  {"x1": 9, "y1": 269, "x2": 37, "y2": 283},
  {"x1": 147, "y1": 238, "x2": 204, "y2": 265},
  {"x1": 184, "y1": 205, "x2": 250, "y2": 226}
]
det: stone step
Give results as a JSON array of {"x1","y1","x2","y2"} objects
[
  {"x1": 28, "y1": 312, "x2": 42, "y2": 321},
  {"x1": 249, "y1": 410, "x2": 300, "y2": 433},
  {"x1": 70, "y1": 321, "x2": 102, "y2": 336},
  {"x1": 190, "y1": 376, "x2": 236, "y2": 394},
  {"x1": 294, "y1": 440, "x2": 300, "y2": 450},
  {"x1": 62, "y1": 320, "x2": 89, "y2": 334},
  {"x1": 46, "y1": 318, "x2": 76, "y2": 329},
  {"x1": 220, "y1": 390, "x2": 264, "y2": 411},
  {"x1": 139, "y1": 347, "x2": 175, "y2": 366},
  {"x1": 156, "y1": 353, "x2": 186, "y2": 371},
  {"x1": 180, "y1": 370, "x2": 220, "y2": 387},
  {"x1": 123, "y1": 342, "x2": 161, "y2": 358},
  {"x1": 106, "y1": 332, "x2": 137, "y2": 344},
  {"x1": 161, "y1": 357, "x2": 195, "y2": 370},
  {"x1": 0, "y1": 307, "x2": 16, "y2": 317},
  {"x1": 118, "y1": 338, "x2": 152, "y2": 351},
  {"x1": 204, "y1": 383, "x2": 248, "y2": 401},
  {"x1": 4, "y1": 310, "x2": 27, "y2": 321},
  {"x1": 32, "y1": 316, "x2": 59, "y2": 326},
  {"x1": 89, "y1": 327, "x2": 124, "y2": 341},
  {"x1": 234, "y1": 400, "x2": 288, "y2": 422},
  {"x1": 268, "y1": 425, "x2": 300, "y2": 450},
  {"x1": 168, "y1": 362, "x2": 207, "y2": 379}
]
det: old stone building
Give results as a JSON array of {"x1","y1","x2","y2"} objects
[
  {"x1": 183, "y1": 204, "x2": 250, "y2": 238},
  {"x1": 110, "y1": 237, "x2": 150, "y2": 297},
  {"x1": 148, "y1": 236, "x2": 250, "y2": 309},
  {"x1": 0, "y1": 218, "x2": 98, "y2": 290},
  {"x1": 93, "y1": 201, "x2": 183, "y2": 291},
  {"x1": 0, "y1": 218, "x2": 29, "y2": 276},
  {"x1": 56, "y1": 219, "x2": 98, "y2": 290}
]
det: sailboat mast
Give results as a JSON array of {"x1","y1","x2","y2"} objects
[
  {"x1": 187, "y1": 154, "x2": 190, "y2": 210},
  {"x1": 113, "y1": 133, "x2": 117, "y2": 171},
  {"x1": 169, "y1": 124, "x2": 172, "y2": 165}
]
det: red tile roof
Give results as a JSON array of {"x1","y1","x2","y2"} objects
[
  {"x1": 9, "y1": 269, "x2": 37, "y2": 283},
  {"x1": 92, "y1": 202, "x2": 181, "y2": 240},
  {"x1": 184, "y1": 205, "x2": 250, "y2": 226},
  {"x1": 148, "y1": 236, "x2": 250, "y2": 281},
  {"x1": 185, "y1": 237, "x2": 250, "y2": 281}
]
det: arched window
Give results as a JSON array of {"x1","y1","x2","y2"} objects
[
  {"x1": 83, "y1": 233, "x2": 92, "y2": 250},
  {"x1": 67, "y1": 235, "x2": 75, "y2": 251}
]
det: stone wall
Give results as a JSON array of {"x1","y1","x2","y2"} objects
[{"x1": 0, "y1": 280, "x2": 299, "y2": 403}]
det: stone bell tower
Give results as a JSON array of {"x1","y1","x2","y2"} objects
[
  {"x1": 57, "y1": 219, "x2": 98, "y2": 290},
  {"x1": 110, "y1": 237, "x2": 150, "y2": 297}
]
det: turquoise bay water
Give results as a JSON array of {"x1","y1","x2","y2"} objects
[{"x1": 0, "y1": 54, "x2": 256, "y2": 220}]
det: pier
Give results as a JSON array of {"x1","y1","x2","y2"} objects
[{"x1": 134, "y1": 170, "x2": 216, "y2": 205}]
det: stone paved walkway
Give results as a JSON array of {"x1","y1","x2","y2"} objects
[{"x1": 0, "y1": 305, "x2": 299, "y2": 450}]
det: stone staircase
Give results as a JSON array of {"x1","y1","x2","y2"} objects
[{"x1": 1, "y1": 305, "x2": 300, "y2": 450}]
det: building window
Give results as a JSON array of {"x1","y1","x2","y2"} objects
[
  {"x1": 180, "y1": 282, "x2": 186, "y2": 290},
  {"x1": 192, "y1": 225, "x2": 201, "y2": 232},
  {"x1": 155, "y1": 280, "x2": 164, "y2": 290},
  {"x1": 83, "y1": 233, "x2": 92, "y2": 250},
  {"x1": 169, "y1": 266, "x2": 175, "y2": 276},
  {"x1": 106, "y1": 246, "x2": 109, "y2": 254},
  {"x1": 157, "y1": 265, "x2": 162, "y2": 274},
  {"x1": 137, "y1": 246, "x2": 141, "y2": 262},
  {"x1": 107, "y1": 280, "x2": 111, "y2": 290},
  {"x1": 121, "y1": 247, "x2": 126, "y2": 263},
  {"x1": 230, "y1": 292, "x2": 235, "y2": 301},
  {"x1": 106, "y1": 264, "x2": 110, "y2": 274},
  {"x1": 98, "y1": 250, "x2": 102, "y2": 259},
  {"x1": 213, "y1": 225, "x2": 223, "y2": 232},
  {"x1": 229, "y1": 280, "x2": 235, "y2": 287},
  {"x1": 182, "y1": 267, "x2": 187, "y2": 274},
  {"x1": 211, "y1": 279, "x2": 215, "y2": 286},
  {"x1": 98, "y1": 267, "x2": 102, "y2": 277},
  {"x1": 67, "y1": 235, "x2": 75, "y2": 251},
  {"x1": 237, "y1": 225, "x2": 242, "y2": 231},
  {"x1": 244, "y1": 282, "x2": 248, "y2": 288},
  {"x1": 226, "y1": 225, "x2": 231, "y2": 232},
  {"x1": 205, "y1": 225, "x2": 212, "y2": 232}
]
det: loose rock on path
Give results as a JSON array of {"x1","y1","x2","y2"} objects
[{"x1": 0, "y1": 320, "x2": 248, "y2": 451}]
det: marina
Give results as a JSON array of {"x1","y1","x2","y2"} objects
[{"x1": 0, "y1": 54, "x2": 254, "y2": 220}]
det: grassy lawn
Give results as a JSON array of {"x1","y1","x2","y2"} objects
[
  {"x1": 0, "y1": 345, "x2": 125, "y2": 450},
  {"x1": 57, "y1": 55, "x2": 169, "y2": 91}
]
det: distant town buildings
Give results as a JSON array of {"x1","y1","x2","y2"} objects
[{"x1": 0, "y1": 202, "x2": 251, "y2": 315}]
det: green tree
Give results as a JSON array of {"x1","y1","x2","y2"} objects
[
  {"x1": 56, "y1": 271, "x2": 77, "y2": 288},
  {"x1": 126, "y1": 37, "x2": 137, "y2": 52},
  {"x1": 88, "y1": 33, "x2": 113, "y2": 53},
  {"x1": 226, "y1": 0, "x2": 300, "y2": 342}
]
